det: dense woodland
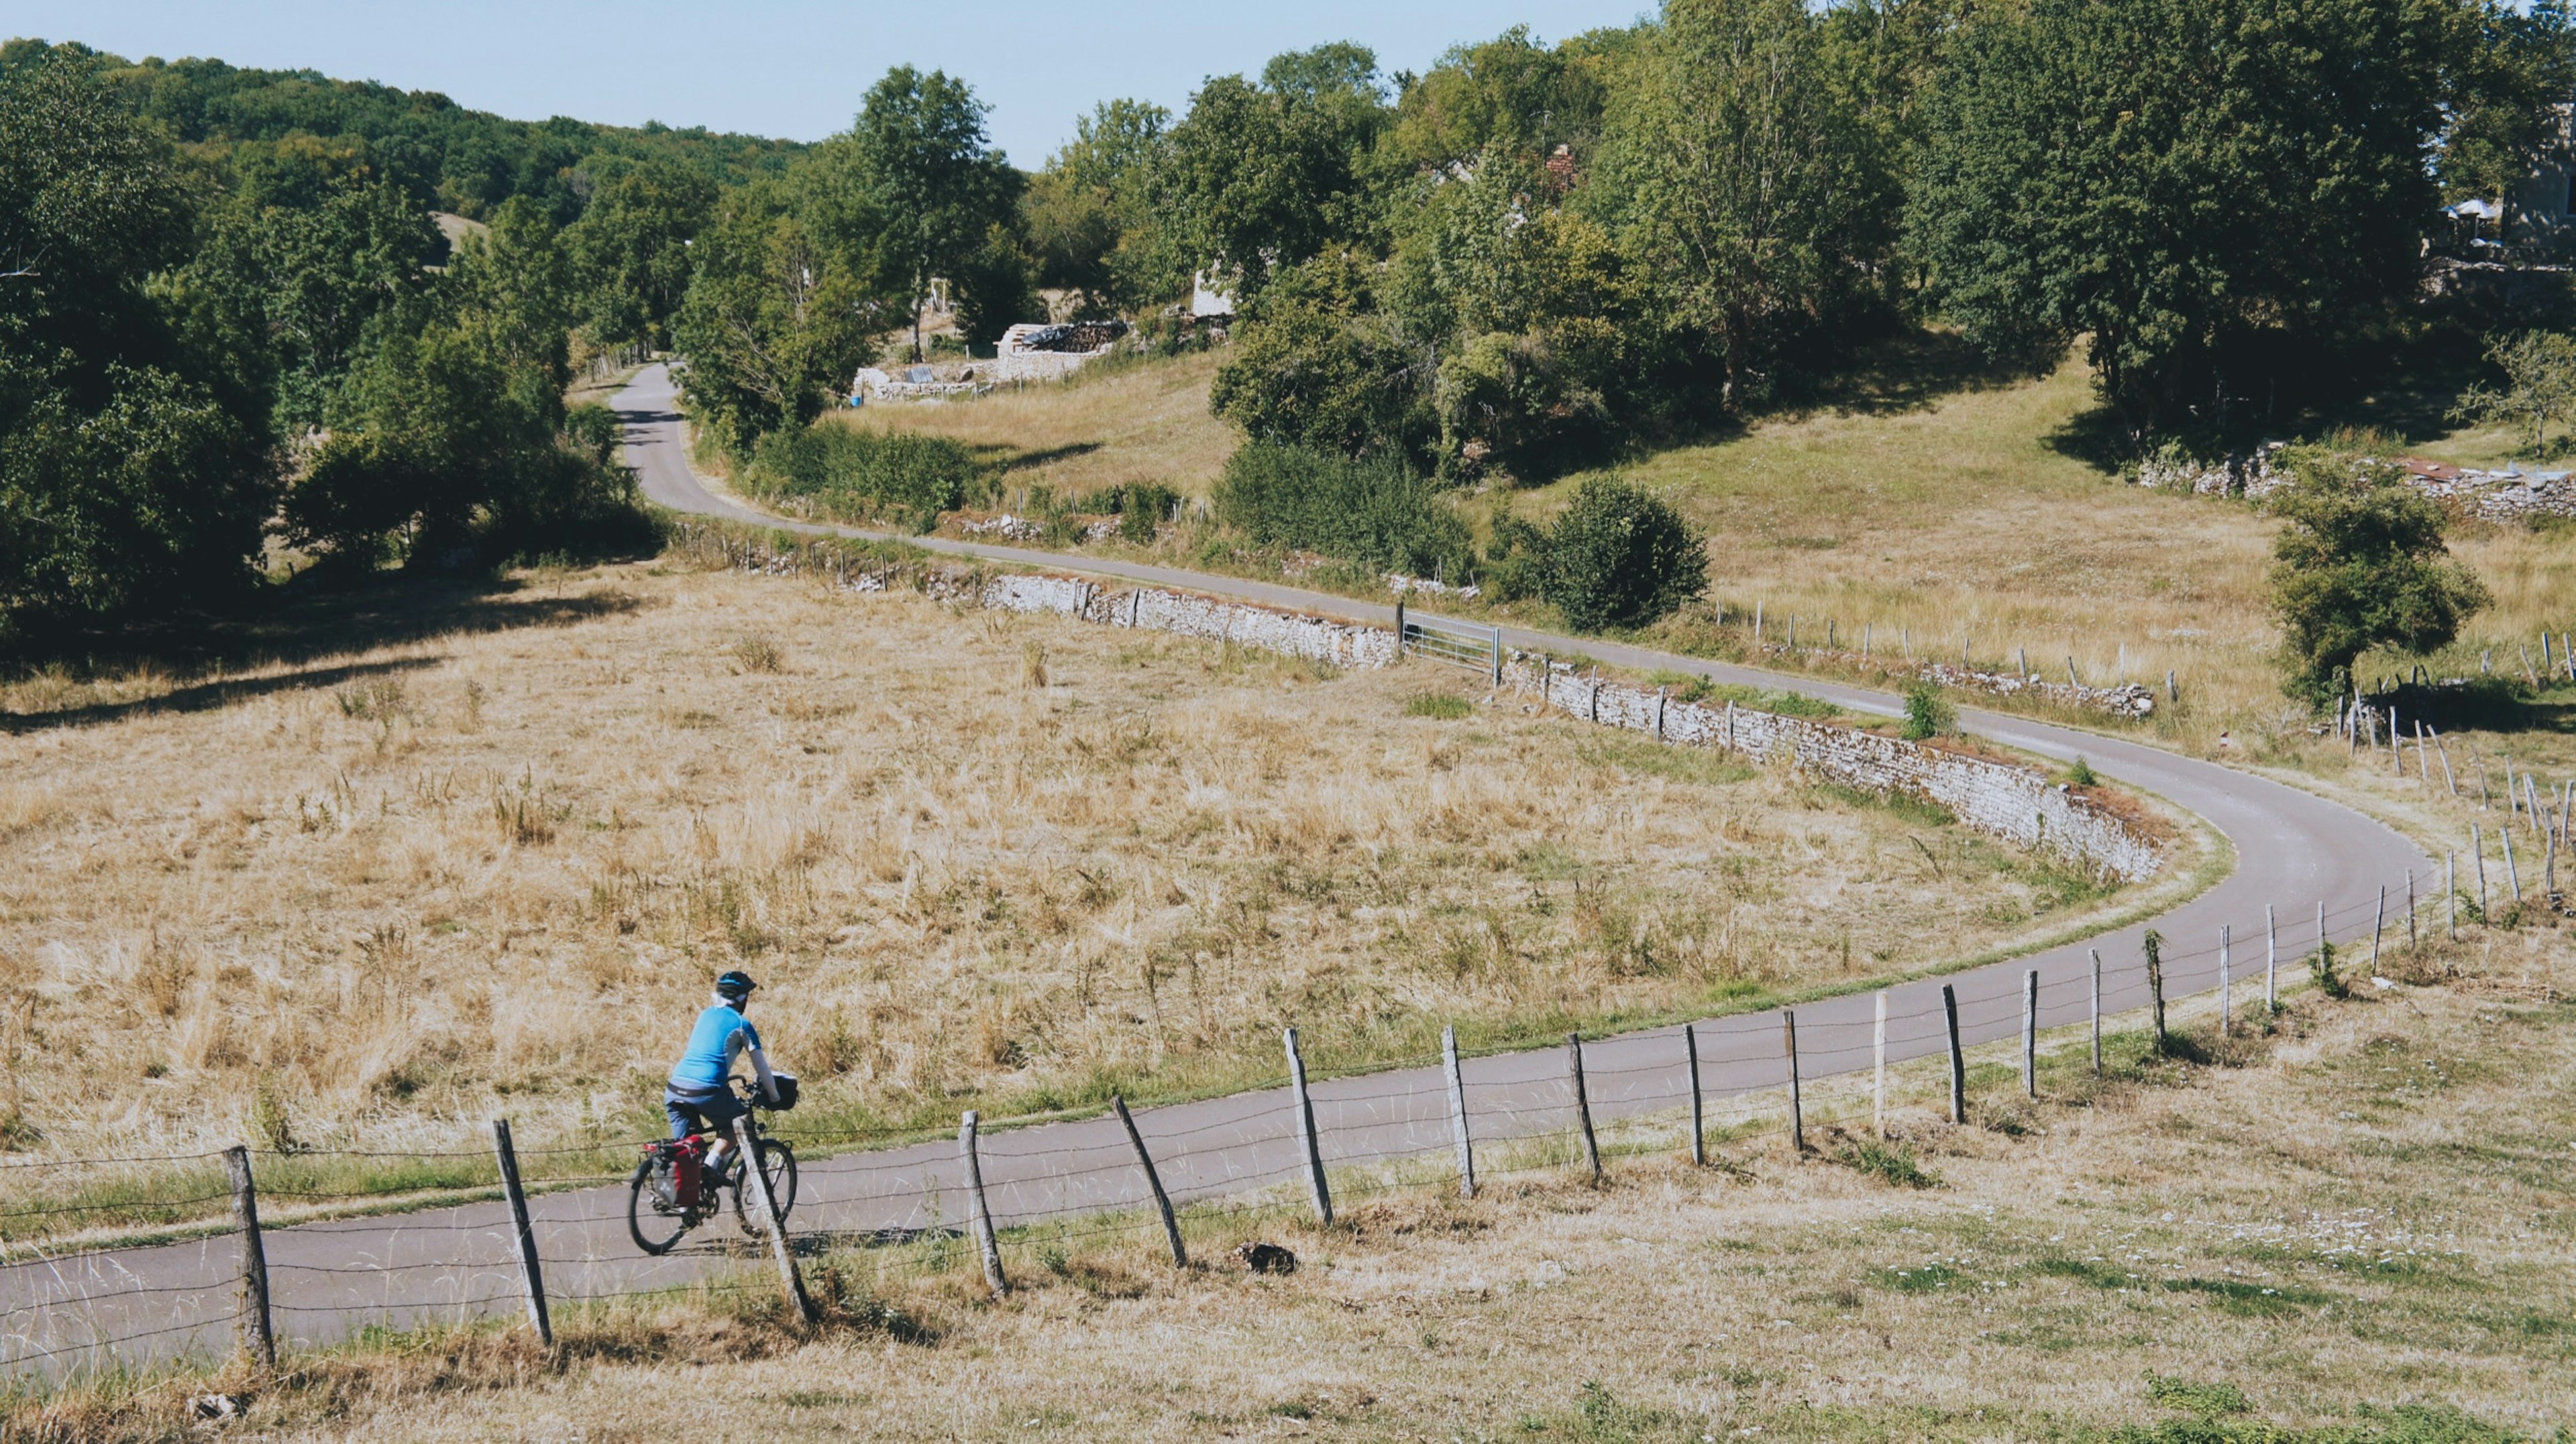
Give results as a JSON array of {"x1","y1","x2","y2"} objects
[{"x1": 5, "y1": 1, "x2": 2575, "y2": 674}]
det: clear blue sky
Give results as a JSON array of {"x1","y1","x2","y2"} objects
[{"x1": 3, "y1": 1, "x2": 1657, "y2": 164}]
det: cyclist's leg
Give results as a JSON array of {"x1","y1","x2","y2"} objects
[
  {"x1": 665, "y1": 1096, "x2": 702, "y2": 1141},
  {"x1": 698, "y1": 1091, "x2": 749, "y2": 1175}
]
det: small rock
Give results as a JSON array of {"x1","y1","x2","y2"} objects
[
  {"x1": 1235, "y1": 1241, "x2": 1298, "y2": 1275},
  {"x1": 189, "y1": 1394, "x2": 241, "y2": 1421}
]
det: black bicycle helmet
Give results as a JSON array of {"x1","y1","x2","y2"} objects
[{"x1": 714, "y1": 970, "x2": 757, "y2": 1001}]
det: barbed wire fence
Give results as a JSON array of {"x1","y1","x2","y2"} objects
[{"x1": 0, "y1": 871, "x2": 2489, "y2": 1388}]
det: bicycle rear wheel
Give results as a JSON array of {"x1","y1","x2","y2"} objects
[
  {"x1": 731, "y1": 1137, "x2": 799, "y2": 1235},
  {"x1": 627, "y1": 1161, "x2": 693, "y2": 1256}
]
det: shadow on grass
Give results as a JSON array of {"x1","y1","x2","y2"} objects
[{"x1": 2, "y1": 572, "x2": 649, "y2": 734}]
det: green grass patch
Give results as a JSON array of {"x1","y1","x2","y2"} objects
[
  {"x1": 1836, "y1": 1139, "x2": 1942, "y2": 1189},
  {"x1": 1404, "y1": 692, "x2": 1474, "y2": 720},
  {"x1": 1572, "y1": 732, "x2": 1756, "y2": 787},
  {"x1": 1875, "y1": 1260, "x2": 1969, "y2": 1293}
]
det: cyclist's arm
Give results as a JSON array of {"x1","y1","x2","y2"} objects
[{"x1": 727, "y1": 1020, "x2": 780, "y2": 1104}]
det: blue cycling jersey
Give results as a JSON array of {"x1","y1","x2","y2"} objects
[{"x1": 669, "y1": 1003, "x2": 761, "y2": 1091}]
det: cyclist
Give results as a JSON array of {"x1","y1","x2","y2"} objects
[{"x1": 665, "y1": 970, "x2": 781, "y2": 1187}]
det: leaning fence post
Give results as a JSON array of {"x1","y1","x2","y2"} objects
[
  {"x1": 1491, "y1": 626, "x2": 1504, "y2": 689},
  {"x1": 2021, "y1": 971, "x2": 2039, "y2": 1098},
  {"x1": 1283, "y1": 1028, "x2": 1333, "y2": 1225},
  {"x1": 1684, "y1": 1023, "x2": 1707, "y2": 1166},
  {"x1": 2371, "y1": 885, "x2": 2387, "y2": 970},
  {"x1": 223, "y1": 1146, "x2": 276, "y2": 1370},
  {"x1": 1393, "y1": 598, "x2": 1406, "y2": 658},
  {"x1": 1872, "y1": 992, "x2": 1889, "y2": 1137},
  {"x1": 2407, "y1": 870, "x2": 2418, "y2": 950},
  {"x1": 2474, "y1": 824, "x2": 2490, "y2": 915},
  {"x1": 2088, "y1": 949, "x2": 2104, "y2": 1073},
  {"x1": 1568, "y1": 1034, "x2": 1602, "y2": 1181},
  {"x1": 957, "y1": 1111, "x2": 1008, "y2": 1299},
  {"x1": 1111, "y1": 1097, "x2": 1186, "y2": 1268},
  {"x1": 739, "y1": 1116, "x2": 818, "y2": 1321},
  {"x1": 2504, "y1": 823, "x2": 2522, "y2": 903},
  {"x1": 1782, "y1": 1012, "x2": 1805, "y2": 1155},
  {"x1": 1941, "y1": 985, "x2": 1967, "y2": 1125},
  {"x1": 1442, "y1": 1025, "x2": 1476, "y2": 1198},
  {"x1": 491, "y1": 1119, "x2": 552, "y2": 1347}
]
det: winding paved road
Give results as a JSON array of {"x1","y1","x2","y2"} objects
[{"x1": 0, "y1": 364, "x2": 2433, "y2": 1377}]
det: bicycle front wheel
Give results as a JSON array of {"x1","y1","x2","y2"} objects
[
  {"x1": 628, "y1": 1161, "x2": 692, "y2": 1256},
  {"x1": 731, "y1": 1137, "x2": 799, "y2": 1236}
]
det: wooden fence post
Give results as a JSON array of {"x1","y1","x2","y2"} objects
[
  {"x1": 1442, "y1": 1025, "x2": 1476, "y2": 1198},
  {"x1": 1872, "y1": 992, "x2": 1888, "y2": 1137},
  {"x1": 738, "y1": 1117, "x2": 817, "y2": 1322},
  {"x1": 223, "y1": 1146, "x2": 275, "y2": 1371},
  {"x1": 1568, "y1": 1034, "x2": 1602, "y2": 1181},
  {"x1": 1941, "y1": 985, "x2": 1967, "y2": 1125},
  {"x1": 1782, "y1": 1012, "x2": 1805, "y2": 1155},
  {"x1": 2088, "y1": 950, "x2": 2104, "y2": 1074},
  {"x1": 2265, "y1": 904, "x2": 2279, "y2": 1012},
  {"x1": 2506, "y1": 824, "x2": 2525, "y2": 903},
  {"x1": 1394, "y1": 598, "x2": 1406, "y2": 659},
  {"x1": 1283, "y1": 1028, "x2": 1333, "y2": 1225},
  {"x1": 2407, "y1": 871, "x2": 2418, "y2": 950},
  {"x1": 2475, "y1": 825, "x2": 2489, "y2": 918},
  {"x1": 490, "y1": 1119, "x2": 551, "y2": 1347},
  {"x1": 2434, "y1": 728, "x2": 2458, "y2": 795},
  {"x1": 2447, "y1": 852, "x2": 2459, "y2": 941},
  {"x1": 2218, "y1": 924, "x2": 2233, "y2": 1037},
  {"x1": 2021, "y1": 971, "x2": 2039, "y2": 1098},
  {"x1": 957, "y1": 1111, "x2": 1008, "y2": 1300},
  {"x1": 2144, "y1": 931, "x2": 2167, "y2": 1052},
  {"x1": 1684, "y1": 1023, "x2": 1707, "y2": 1166},
  {"x1": 2371, "y1": 885, "x2": 2387, "y2": 970},
  {"x1": 1491, "y1": 626, "x2": 1504, "y2": 689},
  {"x1": 1111, "y1": 1097, "x2": 1186, "y2": 1268}
]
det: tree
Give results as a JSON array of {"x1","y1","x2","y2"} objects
[
  {"x1": 2450, "y1": 332, "x2": 2576, "y2": 457},
  {"x1": 1152, "y1": 47, "x2": 1391, "y2": 302},
  {"x1": 0, "y1": 53, "x2": 271, "y2": 641},
  {"x1": 1028, "y1": 99, "x2": 1171, "y2": 315},
  {"x1": 2267, "y1": 455, "x2": 2490, "y2": 704},
  {"x1": 1381, "y1": 25, "x2": 1621, "y2": 176},
  {"x1": 1527, "y1": 476, "x2": 1706, "y2": 631},
  {"x1": 1910, "y1": 0, "x2": 2467, "y2": 435},
  {"x1": 811, "y1": 67, "x2": 1022, "y2": 361},
  {"x1": 1592, "y1": 0, "x2": 1884, "y2": 406},
  {"x1": 565, "y1": 162, "x2": 716, "y2": 349},
  {"x1": 1209, "y1": 253, "x2": 1432, "y2": 462},
  {"x1": 673, "y1": 180, "x2": 888, "y2": 450}
]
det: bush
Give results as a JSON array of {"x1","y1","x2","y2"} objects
[
  {"x1": 1901, "y1": 683, "x2": 1954, "y2": 740},
  {"x1": 2267, "y1": 452, "x2": 2489, "y2": 706},
  {"x1": 1212, "y1": 442, "x2": 1475, "y2": 581},
  {"x1": 1533, "y1": 478, "x2": 1706, "y2": 632},
  {"x1": 744, "y1": 423, "x2": 977, "y2": 530},
  {"x1": 1107, "y1": 482, "x2": 1180, "y2": 544}
]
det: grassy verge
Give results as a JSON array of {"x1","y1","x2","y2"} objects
[{"x1": 18, "y1": 913, "x2": 2567, "y2": 1440}]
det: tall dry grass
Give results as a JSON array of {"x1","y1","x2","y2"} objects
[
  {"x1": 0, "y1": 561, "x2": 2172, "y2": 1180},
  {"x1": 41, "y1": 913, "x2": 2567, "y2": 1441}
]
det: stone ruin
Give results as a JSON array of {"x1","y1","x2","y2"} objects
[{"x1": 2136, "y1": 441, "x2": 2576, "y2": 523}]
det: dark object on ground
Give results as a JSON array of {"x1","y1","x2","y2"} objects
[{"x1": 1234, "y1": 1241, "x2": 1297, "y2": 1275}]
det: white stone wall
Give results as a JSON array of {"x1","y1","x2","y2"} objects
[{"x1": 667, "y1": 521, "x2": 2165, "y2": 881}]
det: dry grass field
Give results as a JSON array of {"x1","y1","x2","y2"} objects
[
  {"x1": 36, "y1": 915, "x2": 2569, "y2": 1442},
  {"x1": 792, "y1": 335, "x2": 2576, "y2": 862},
  {"x1": 0, "y1": 558, "x2": 2167, "y2": 1174},
  {"x1": 828, "y1": 349, "x2": 1237, "y2": 504}
]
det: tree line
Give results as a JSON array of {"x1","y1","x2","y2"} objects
[{"x1": 7, "y1": 1, "x2": 2573, "y2": 656}]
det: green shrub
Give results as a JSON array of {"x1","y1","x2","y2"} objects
[
  {"x1": 1108, "y1": 483, "x2": 1180, "y2": 544},
  {"x1": 1901, "y1": 683, "x2": 1954, "y2": 740},
  {"x1": 2068, "y1": 755, "x2": 2099, "y2": 787},
  {"x1": 743, "y1": 424, "x2": 977, "y2": 529},
  {"x1": 1212, "y1": 442, "x2": 1475, "y2": 581},
  {"x1": 1529, "y1": 477, "x2": 1706, "y2": 632}
]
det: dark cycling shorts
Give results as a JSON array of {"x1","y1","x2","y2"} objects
[{"x1": 664, "y1": 1085, "x2": 747, "y2": 1142}]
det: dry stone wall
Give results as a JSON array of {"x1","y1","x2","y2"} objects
[{"x1": 667, "y1": 522, "x2": 2165, "y2": 882}]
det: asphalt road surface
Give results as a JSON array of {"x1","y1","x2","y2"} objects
[{"x1": 0, "y1": 364, "x2": 2433, "y2": 1377}]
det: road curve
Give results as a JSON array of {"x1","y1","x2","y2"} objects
[{"x1": 0, "y1": 366, "x2": 2434, "y2": 1376}]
